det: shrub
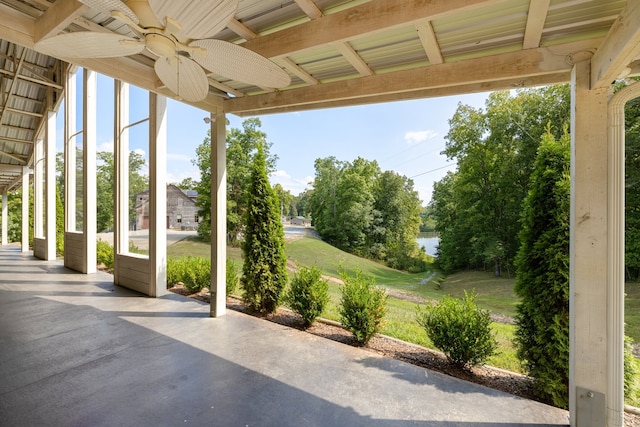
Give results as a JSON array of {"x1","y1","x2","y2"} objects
[
  {"x1": 181, "y1": 256, "x2": 211, "y2": 293},
  {"x1": 625, "y1": 335, "x2": 640, "y2": 406},
  {"x1": 416, "y1": 291, "x2": 497, "y2": 368},
  {"x1": 166, "y1": 257, "x2": 181, "y2": 288},
  {"x1": 285, "y1": 265, "x2": 329, "y2": 328},
  {"x1": 338, "y1": 270, "x2": 387, "y2": 345},
  {"x1": 226, "y1": 259, "x2": 239, "y2": 295},
  {"x1": 96, "y1": 239, "x2": 114, "y2": 270},
  {"x1": 165, "y1": 256, "x2": 210, "y2": 293}
]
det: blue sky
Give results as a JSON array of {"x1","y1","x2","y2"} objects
[{"x1": 58, "y1": 72, "x2": 490, "y2": 205}]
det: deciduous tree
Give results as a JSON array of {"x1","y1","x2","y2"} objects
[
  {"x1": 432, "y1": 85, "x2": 570, "y2": 275},
  {"x1": 194, "y1": 118, "x2": 277, "y2": 243},
  {"x1": 96, "y1": 151, "x2": 147, "y2": 232}
]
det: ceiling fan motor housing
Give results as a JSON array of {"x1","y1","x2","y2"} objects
[{"x1": 145, "y1": 33, "x2": 176, "y2": 59}]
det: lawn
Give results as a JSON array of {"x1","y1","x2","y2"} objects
[
  {"x1": 167, "y1": 235, "x2": 522, "y2": 372},
  {"x1": 626, "y1": 282, "x2": 640, "y2": 342},
  {"x1": 166, "y1": 234, "x2": 640, "y2": 371}
]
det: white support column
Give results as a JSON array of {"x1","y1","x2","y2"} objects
[
  {"x1": 2, "y1": 191, "x2": 7, "y2": 245},
  {"x1": 21, "y1": 166, "x2": 29, "y2": 252},
  {"x1": 64, "y1": 66, "x2": 77, "y2": 233},
  {"x1": 148, "y1": 92, "x2": 166, "y2": 297},
  {"x1": 569, "y1": 60, "x2": 610, "y2": 426},
  {"x1": 606, "y1": 81, "x2": 640, "y2": 427},
  {"x1": 83, "y1": 68, "x2": 97, "y2": 273},
  {"x1": 210, "y1": 111, "x2": 227, "y2": 317},
  {"x1": 44, "y1": 110, "x2": 57, "y2": 260},
  {"x1": 34, "y1": 138, "x2": 43, "y2": 240},
  {"x1": 114, "y1": 80, "x2": 129, "y2": 274}
]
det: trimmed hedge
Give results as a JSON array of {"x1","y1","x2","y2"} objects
[
  {"x1": 416, "y1": 291, "x2": 497, "y2": 368},
  {"x1": 166, "y1": 256, "x2": 210, "y2": 293},
  {"x1": 285, "y1": 265, "x2": 329, "y2": 328},
  {"x1": 338, "y1": 270, "x2": 387, "y2": 345}
]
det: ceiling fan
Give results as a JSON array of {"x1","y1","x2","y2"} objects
[{"x1": 35, "y1": 0, "x2": 291, "y2": 102}]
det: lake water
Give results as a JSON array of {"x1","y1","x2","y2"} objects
[{"x1": 417, "y1": 236, "x2": 439, "y2": 257}]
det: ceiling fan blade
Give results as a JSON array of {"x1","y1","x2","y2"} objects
[
  {"x1": 35, "y1": 32, "x2": 145, "y2": 58},
  {"x1": 154, "y1": 56, "x2": 210, "y2": 102},
  {"x1": 78, "y1": 0, "x2": 139, "y2": 24},
  {"x1": 148, "y1": 0, "x2": 239, "y2": 39},
  {"x1": 190, "y1": 39, "x2": 291, "y2": 89}
]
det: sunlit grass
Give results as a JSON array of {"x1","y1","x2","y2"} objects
[{"x1": 167, "y1": 235, "x2": 640, "y2": 373}]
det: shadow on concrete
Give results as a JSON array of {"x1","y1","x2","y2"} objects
[{"x1": 0, "y1": 292, "x2": 568, "y2": 427}]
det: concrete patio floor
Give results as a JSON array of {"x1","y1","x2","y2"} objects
[{"x1": 0, "y1": 245, "x2": 569, "y2": 426}]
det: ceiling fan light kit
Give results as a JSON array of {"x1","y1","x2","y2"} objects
[{"x1": 34, "y1": 0, "x2": 291, "y2": 102}]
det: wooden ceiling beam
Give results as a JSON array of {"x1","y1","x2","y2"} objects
[
  {"x1": 0, "y1": 165, "x2": 24, "y2": 174},
  {"x1": 0, "y1": 152, "x2": 27, "y2": 165},
  {"x1": 333, "y1": 42, "x2": 372, "y2": 76},
  {"x1": 416, "y1": 20, "x2": 443, "y2": 65},
  {"x1": 242, "y1": 0, "x2": 504, "y2": 58},
  {"x1": 0, "y1": 4, "x2": 35, "y2": 48},
  {"x1": 277, "y1": 57, "x2": 319, "y2": 85},
  {"x1": 230, "y1": 73, "x2": 568, "y2": 116},
  {"x1": 225, "y1": 39, "x2": 599, "y2": 114},
  {"x1": 34, "y1": 0, "x2": 87, "y2": 42},
  {"x1": 523, "y1": 0, "x2": 551, "y2": 49},
  {"x1": 591, "y1": 0, "x2": 640, "y2": 89},
  {"x1": 227, "y1": 18, "x2": 257, "y2": 40},
  {"x1": 294, "y1": 0, "x2": 323, "y2": 19},
  {"x1": 0, "y1": 136, "x2": 33, "y2": 145}
]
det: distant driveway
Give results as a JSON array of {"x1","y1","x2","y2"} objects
[
  {"x1": 97, "y1": 229, "x2": 197, "y2": 250},
  {"x1": 97, "y1": 225, "x2": 315, "y2": 250},
  {"x1": 284, "y1": 225, "x2": 318, "y2": 240}
]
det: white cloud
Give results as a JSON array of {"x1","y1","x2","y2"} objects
[
  {"x1": 166, "y1": 167, "x2": 200, "y2": 185},
  {"x1": 404, "y1": 130, "x2": 438, "y2": 145},
  {"x1": 98, "y1": 140, "x2": 114, "y2": 152},
  {"x1": 167, "y1": 153, "x2": 193, "y2": 162},
  {"x1": 269, "y1": 170, "x2": 313, "y2": 196},
  {"x1": 133, "y1": 148, "x2": 146, "y2": 157}
]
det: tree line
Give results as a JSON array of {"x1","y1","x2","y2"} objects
[
  {"x1": 431, "y1": 82, "x2": 640, "y2": 279},
  {"x1": 308, "y1": 156, "x2": 427, "y2": 272},
  {"x1": 431, "y1": 85, "x2": 571, "y2": 276},
  {"x1": 192, "y1": 118, "x2": 428, "y2": 272}
]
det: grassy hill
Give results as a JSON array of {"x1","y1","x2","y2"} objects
[
  {"x1": 168, "y1": 235, "x2": 522, "y2": 371},
  {"x1": 167, "y1": 234, "x2": 640, "y2": 370}
]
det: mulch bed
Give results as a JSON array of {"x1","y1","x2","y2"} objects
[{"x1": 169, "y1": 285, "x2": 640, "y2": 426}]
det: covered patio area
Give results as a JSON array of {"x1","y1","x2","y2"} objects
[
  {"x1": 1, "y1": 1, "x2": 640, "y2": 425},
  {"x1": 0, "y1": 245, "x2": 569, "y2": 426}
]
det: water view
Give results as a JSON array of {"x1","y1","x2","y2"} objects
[{"x1": 417, "y1": 235, "x2": 439, "y2": 257}]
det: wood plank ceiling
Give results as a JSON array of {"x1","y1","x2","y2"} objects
[{"x1": 0, "y1": 0, "x2": 639, "y2": 192}]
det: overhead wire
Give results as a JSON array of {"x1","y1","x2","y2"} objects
[{"x1": 409, "y1": 163, "x2": 455, "y2": 179}]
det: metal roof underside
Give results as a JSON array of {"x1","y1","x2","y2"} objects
[{"x1": 0, "y1": 0, "x2": 639, "y2": 192}]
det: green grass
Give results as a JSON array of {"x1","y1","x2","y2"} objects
[
  {"x1": 167, "y1": 234, "x2": 638, "y2": 373},
  {"x1": 434, "y1": 271, "x2": 519, "y2": 318},
  {"x1": 286, "y1": 237, "x2": 434, "y2": 287},
  {"x1": 626, "y1": 282, "x2": 640, "y2": 342},
  {"x1": 167, "y1": 236, "x2": 242, "y2": 263}
]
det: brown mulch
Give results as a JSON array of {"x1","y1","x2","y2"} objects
[{"x1": 170, "y1": 284, "x2": 640, "y2": 426}]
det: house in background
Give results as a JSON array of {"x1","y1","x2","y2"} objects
[
  {"x1": 290, "y1": 216, "x2": 311, "y2": 227},
  {"x1": 135, "y1": 184, "x2": 201, "y2": 230}
]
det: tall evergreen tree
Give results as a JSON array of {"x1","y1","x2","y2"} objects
[
  {"x1": 241, "y1": 144, "x2": 288, "y2": 314},
  {"x1": 514, "y1": 130, "x2": 570, "y2": 408}
]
